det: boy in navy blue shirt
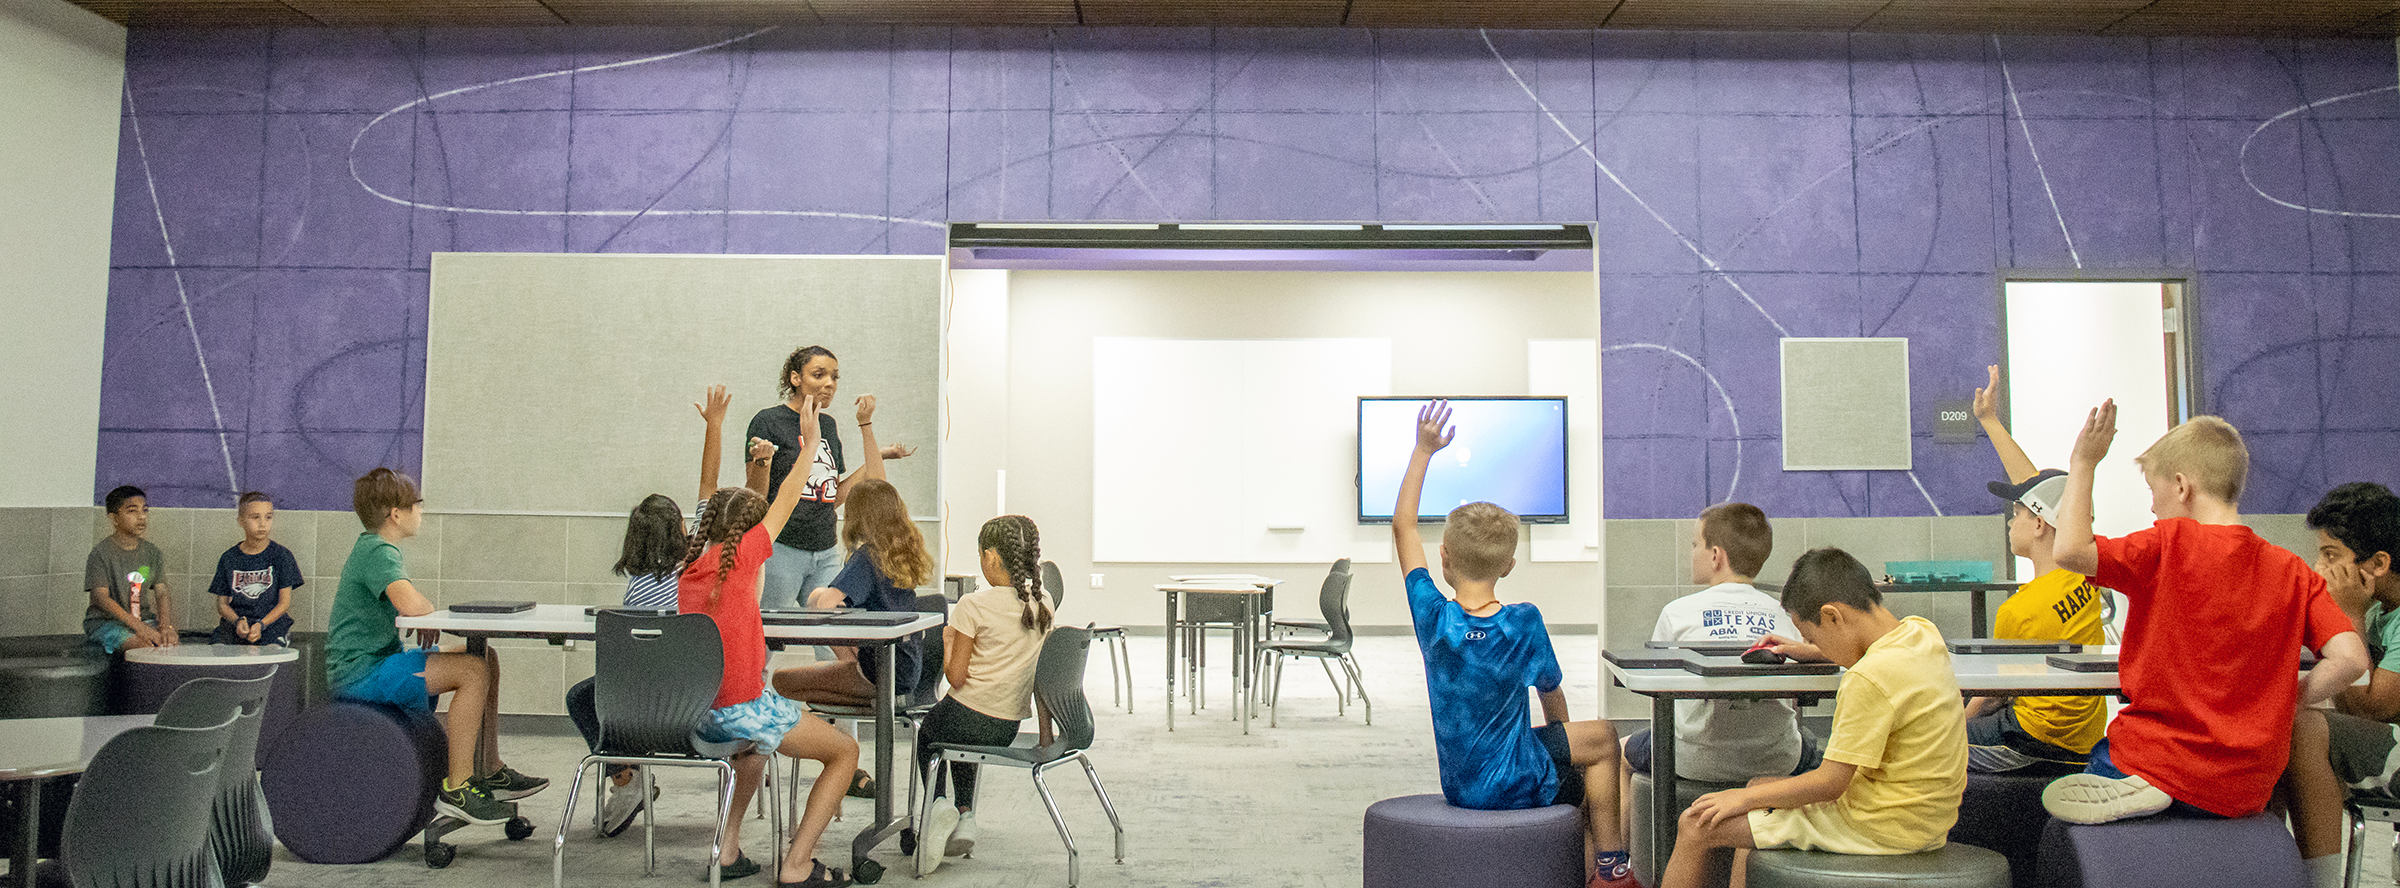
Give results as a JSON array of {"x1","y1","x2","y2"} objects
[
  {"x1": 208, "y1": 491, "x2": 302, "y2": 646},
  {"x1": 1396, "y1": 401, "x2": 1632, "y2": 888}
]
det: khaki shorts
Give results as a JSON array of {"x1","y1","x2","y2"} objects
[{"x1": 1748, "y1": 802, "x2": 1945, "y2": 856}]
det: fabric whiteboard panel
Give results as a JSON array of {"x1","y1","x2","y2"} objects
[
  {"x1": 1780, "y1": 338, "x2": 1912, "y2": 471},
  {"x1": 423, "y1": 253, "x2": 942, "y2": 516},
  {"x1": 1529, "y1": 339, "x2": 1599, "y2": 562},
  {"x1": 1091, "y1": 338, "x2": 1390, "y2": 563}
]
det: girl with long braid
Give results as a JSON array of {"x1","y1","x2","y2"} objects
[
  {"x1": 679, "y1": 396, "x2": 861, "y2": 888},
  {"x1": 911, "y1": 515, "x2": 1056, "y2": 876}
]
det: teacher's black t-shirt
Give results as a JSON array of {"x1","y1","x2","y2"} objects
[{"x1": 745, "y1": 406, "x2": 845, "y2": 552}]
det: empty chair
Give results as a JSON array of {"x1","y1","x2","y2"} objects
[
  {"x1": 1272, "y1": 559, "x2": 1352, "y2": 638},
  {"x1": 52, "y1": 711, "x2": 240, "y2": 888},
  {"x1": 154, "y1": 672, "x2": 277, "y2": 887},
  {"x1": 917, "y1": 626, "x2": 1124, "y2": 887},
  {"x1": 1258, "y1": 566, "x2": 1370, "y2": 726},
  {"x1": 1044, "y1": 561, "x2": 1130, "y2": 711},
  {"x1": 555, "y1": 611, "x2": 771, "y2": 888}
]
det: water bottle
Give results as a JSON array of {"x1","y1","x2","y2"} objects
[{"x1": 127, "y1": 571, "x2": 144, "y2": 621}]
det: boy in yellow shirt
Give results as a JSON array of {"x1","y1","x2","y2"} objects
[
  {"x1": 1968, "y1": 366, "x2": 2107, "y2": 771},
  {"x1": 1657, "y1": 547, "x2": 1967, "y2": 888}
]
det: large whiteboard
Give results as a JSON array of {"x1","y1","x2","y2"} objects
[
  {"x1": 1091, "y1": 338, "x2": 1390, "y2": 563},
  {"x1": 424, "y1": 254, "x2": 942, "y2": 517}
]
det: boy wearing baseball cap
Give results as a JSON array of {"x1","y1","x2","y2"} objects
[{"x1": 1969, "y1": 367, "x2": 2107, "y2": 772}]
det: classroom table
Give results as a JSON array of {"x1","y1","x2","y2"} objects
[
  {"x1": 0, "y1": 714, "x2": 155, "y2": 888},
  {"x1": 1156, "y1": 578, "x2": 1280, "y2": 734},
  {"x1": 1607, "y1": 650, "x2": 2124, "y2": 869},
  {"x1": 1880, "y1": 582, "x2": 2019, "y2": 638},
  {"x1": 397, "y1": 605, "x2": 942, "y2": 874}
]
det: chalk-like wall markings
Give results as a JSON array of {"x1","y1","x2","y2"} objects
[
  {"x1": 123, "y1": 82, "x2": 240, "y2": 496},
  {"x1": 1994, "y1": 36, "x2": 2084, "y2": 269},
  {"x1": 2241, "y1": 84, "x2": 2400, "y2": 220}
]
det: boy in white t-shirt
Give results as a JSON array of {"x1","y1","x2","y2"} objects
[{"x1": 1624, "y1": 503, "x2": 1820, "y2": 784}]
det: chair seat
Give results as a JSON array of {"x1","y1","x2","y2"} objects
[
  {"x1": 1087, "y1": 624, "x2": 1125, "y2": 635},
  {"x1": 1273, "y1": 619, "x2": 1330, "y2": 631},
  {"x1": 1264, "y1": 639, "x2": 1351, "y2": 655},
  {"x1": 932, "y1": 733, "x2": 1075, "y2": 766}
]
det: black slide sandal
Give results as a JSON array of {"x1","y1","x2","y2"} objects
[
  {"x1": 843, "y1": 769, "x2": 876, "y2": 799},
  {"x1": 777, "y1": 859, "x2": 850, "y2": 888}
]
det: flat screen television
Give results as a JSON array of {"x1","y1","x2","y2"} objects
[{"x1": 1357, "y1": 396, "x2": 1568, "y2": 524}]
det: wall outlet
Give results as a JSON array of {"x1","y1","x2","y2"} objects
[{"x1": 1089, "y1": 573, "x2": 1105, "y2": 589}]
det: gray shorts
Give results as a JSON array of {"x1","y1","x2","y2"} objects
[{"x1": 2326, "y1": 710, "x2": 2400, "y2": 795}]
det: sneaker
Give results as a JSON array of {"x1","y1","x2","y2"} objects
[
  {"x1": 435, "y1": 780, "x2": 516, "y2": 826},
  {"x1": 945, "y1": 810, "x2": 978, "y2": 858},
  {"x1": 474, "y1": 766, "x2": 550, "y2": 801},
  {"x1": 916, "y1": 805, "x2": 959, "y2": 876},
  {"x1": 601, "y1": 772, "x2": 653, "y2": 838},
  {"x1": 2042, "y1": 773, "x2": 2173, "y2": 824}
]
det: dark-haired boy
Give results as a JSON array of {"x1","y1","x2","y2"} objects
[
  {"x1": 1658, "y1": 547, "x2": 1967, "y2": 888},
  {"x1": 208, "y1": 491, "x2": 302, "y2": 647},
  {"x1": 84, "y1": 484, "x2": 177, "y2": 653},
  {"x1": 1623, "y1": 503, "x2": 1819, "y2": 784},
  {"x1": 1395, "y1": 401, "x2": 1633, "y2": 888},
  {"x1": 2285, "y1": 482, "x2": 2400, "y2": 888},
  {"x1": 2039, "y1": 407, "x2": 2365, "y2": 830}
]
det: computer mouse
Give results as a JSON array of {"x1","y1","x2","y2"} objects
[{"x1": 1740, "y1": 639, "x2": 1787, "y2": 665}]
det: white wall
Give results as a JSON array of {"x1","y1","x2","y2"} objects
[
  {"x1": 0, "y1": 0, "x2": 121, "y2": 506},
  {"x1": 979, "y1": 269, "x2": 1602, "y2": 633}
]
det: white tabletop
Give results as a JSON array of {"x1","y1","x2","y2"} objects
[
  {"x1": 398, "y1": 604, "x2": 943, "y2": 641},
  {"x1": 1155, "y1": 583, "x2": 1271, "y2": 594},
  {"x1": 123, "y1": 643, "x2": 299, "y2": 665},
  {"x1": 1608, "y1": 651, "x2": 2126, "y2": 699},
  {"x1": 0, "y1": 714, "x2": 155, "y2": 781},
  {"x1": 1166, "y1": 575, "x2": 1281, "y2": 585}
]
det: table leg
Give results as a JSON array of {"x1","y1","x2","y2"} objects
[
  {"x1": 1649, "y1": 696, "x2": 1677, "y2": 871},
  {"x1": 1970, "y1": 590, "x2": 1988, "y2": 638},
  {"x1": 1164, "y1": 591, "x2": 1177, "y2": 732},
  {"x1": 850, "y1": 644, "x2": 901, "y2": 872},
  {"x1": 11, "y1": 780, "x2": 38, "y2": 888},
  {"x1": 1238, "y1": 595, "x2": 1254, "y2": 735}
]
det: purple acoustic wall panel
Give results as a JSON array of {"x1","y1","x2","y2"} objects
[{"x1": 101, "y1": 27, "x2": 2400, "y2": 517}]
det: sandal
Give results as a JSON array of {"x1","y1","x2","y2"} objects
[
  {"x1": 776, "y1": 858, "x2": 851, "y2": 888},
  {"x1": 843, "y1": 769, "x2": 877, "y2": 799},
  {"x1": 711, "y1": 854, "x2": 762, "y2": 881}
]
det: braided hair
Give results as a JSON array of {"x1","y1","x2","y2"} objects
[
  {"x1": 683, "y1": 486, "x2": 768, "y2": 608},
  {"x1": 977, "y1": 515, "x2": 1052, "y2": 632}
]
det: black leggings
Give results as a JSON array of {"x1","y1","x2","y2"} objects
[{"x1": 916, "y1": 697, "x2": 1022, "y2": 810}]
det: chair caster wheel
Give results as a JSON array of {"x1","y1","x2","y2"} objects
[
  {"x1": 852, "y1": 857, "x2": 885, "y2": 884},
  {"x1": 505, "y1": 816, "x2": 535, "y2": 841},
  {"x1": 425, "y1": 842, "x2": 455, "y2": 868}
]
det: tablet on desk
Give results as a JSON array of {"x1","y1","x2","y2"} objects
[
  {"x1": 1603, "y1": 649, "x2": 1691, "y2": 670},
  {"x1": 1947, "y1": 639, "x2": 2082, "y2": 655},
  {"x1": 451, "y1": 600, "x2": 534, "y2": 615},
  {"x1": 584, "y1": 606, "x2": 675, "y2": 617},
  {"x1": 1644, "y1": 640, "x2": 1754, "y2": 657},
  {"x1": 2046, "y1": 653, "x2": 2119, "y2": 672},
  {"x1": 825, "y1": 612, "x2": 921, "y2": 627},
  {"x1": 1679, "y1": 655, "x2": 1839, "y2": 677},
  {"x1": 761, "y1": 613, "x2": 834, "y2": 626}
]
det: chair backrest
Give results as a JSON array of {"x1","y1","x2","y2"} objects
[
  {"x1": 1041, "y1": 560, "x2": 1067, "y2": 609},
  {"x1": 594, "y1": 611, "x2": 725, "y2": 757},
  {"x1": 1318, "y1": 566, "x2": 1356, "y2": 647},
  {"x1": 62, "y1": 713, "x2": 237, "y2": 888},
  {"x1": 910, "y1": 592, "x2": 949, "y2": 707},
  {"x1": 1032, "y1": 626, "x2": 1096, "y2": 754},
  {"x1": 155, "y1": 671, "x2": 277, "y2": 888}
]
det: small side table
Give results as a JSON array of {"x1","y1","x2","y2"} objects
[{"x1": 118, "y1": 645, "x2": 300, "y2": 768}]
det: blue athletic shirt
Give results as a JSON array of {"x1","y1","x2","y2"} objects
[{"x1": 1405, "y1": 567, "x2": 1563, "y2": 810}]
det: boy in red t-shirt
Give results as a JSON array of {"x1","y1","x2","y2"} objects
[{"x1": 2038, "y1": 404, "x2": 2366, "y2": 828}]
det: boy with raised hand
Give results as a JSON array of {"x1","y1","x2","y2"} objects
[
  {"x1": 2284, "y1": 482, "x2": 2400, "y2": 888},
  {"x1": 1966, "y1": 366, "x2": 2106, "y2": 772},
  {"x1": 1395, "y1": 400, "x2": 1633, "y2": 888},
  {"x1": 1623, "y1": 503, "x2": 1820, "y2": 785},
  {"x1": 84, "y1": 484, "x2": 177, "y2": 653},
  {"x1": 1663, "y1": 548, "x2": 1967, "y2": 888},
  {"x1": 208, "y1": 491, "x2": 302, "y2": 647},
  {"x1": 2039, "y1": 404, "x2": 2367, "y2": 827}
]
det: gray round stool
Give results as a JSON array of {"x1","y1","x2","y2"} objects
[
  {"x1": 1748, "y1": 842, "x2": 2011, "y2": 888},
  {"x1": 1630, "y1": 772, "x2": 1743, "y2": 888},
  {"x1": 0, "y1": 655, "x2": 109, "y2": 718},
  {"x1": 1363, "y1": 794, "x2": 1583, "y2": 888}
]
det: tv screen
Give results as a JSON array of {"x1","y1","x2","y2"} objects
[{"x1": 1358, "y1": 396, "x2": 1568, "y2": 524}]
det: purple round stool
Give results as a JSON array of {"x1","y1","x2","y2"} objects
[
  {"x1": 259, "y1": 701, "x2": 447, "y2": 864},
  {"x1": 1363, "y1": 794, "x2": 1583, "y2": 888},
  {"x1": 117, "y1": 644, "x2": 301, "y2": 768}
]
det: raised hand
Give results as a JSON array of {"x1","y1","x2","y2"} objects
[
  {"x1": 881, "y1": 443, "x2": 915, "y2": 460},
  {"x1": 2069, "y1": 399, "x2": 2118, "y2": 469},
  {"x1": 855, "y1": 394, "x2": 878, "y2": 426},
  {"x1": 1972, "y1": 365, "x2": 2001, "y2": 424},
  {"x1": 747, "y1": 436, "x2": 777, "y2": 462},
  {"x1": 695, "y1": 384, "x2": 731, "y2": 424},
  {"x1": 1415, "y1": 400, "x2": 1456, "y2": 454}
]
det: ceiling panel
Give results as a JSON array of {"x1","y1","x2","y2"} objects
[
  {"x1": 1601, "y1": 0, "x2": 1888, "y2": 30},
  {"x1": 1079, "y1": 0, "x2": 1344, "y2": 27},
  {"x1": 77, "y1": 0, "x2": 320, "y2": 26},
  {"x1": 2104, "y1": 0, "x2": 2400, "y2": 36},
  {"x1": 280, "y1": 0, "x2": 563, "y2": 25},
  {"x1": 1859, "y1": 0, "x2": 2148, "y2": 34},
  {"x1": 807, "y1": 0, "x2": 1076, "y2": 24},
  {"x1": 2347, "y1": 8, "x2": 2400, "y2": 35},
  {"x1": 540, "y1": 0, "x2": 815, "y2": 24},
  {"x1": 1344, "y1": 0, "x2": 1621, "y2": 29}
]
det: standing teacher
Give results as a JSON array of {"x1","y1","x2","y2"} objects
[{"x1": 747, "y1": 345, "x2": 914, "y2": 609}]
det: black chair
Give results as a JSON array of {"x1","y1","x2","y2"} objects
[
  {"x1": 917, "y1": 626, "x2": 1124, "y2": 887},
  {"x1": 793, "y1": 592, "x2": 947, "y2": 833},
  {"x1": 2343, "y1": 796, "x2": 2400, "y2": 888},
  {"x1": 154, "y1": 673, "x2": 276, "y2": 887},
  {"x1": 1269, "y1": 560, "x2": 1356, "y2": 703},
  {"x1": 1043, "y1": 561, "x2": 1130, "y2": 711},
  {"x1": 1257, "y1": 566, "x2": 1370, "y2": 726},
  {"x1": 52, "y1": 711, "x2": 240, "y2": 888},
  {"x1": 555, "y1": 611, "x2": 770, "y2": 888}
]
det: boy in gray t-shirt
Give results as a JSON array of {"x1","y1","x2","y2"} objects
[{"x1": 83, "y1": 485, "x2": 177, "y2": 653}]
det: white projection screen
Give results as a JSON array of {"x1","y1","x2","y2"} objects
[{"x1": 424, "y1": 253, "x2": 942, "y2": 518}]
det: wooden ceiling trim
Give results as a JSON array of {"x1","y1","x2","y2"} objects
[
  {"x1": 1079, "y1": 0, "x2": 1345, "y2": 27},
  {"x1": 1344, "y1": 0, "x2": 1618, "y2": 29},
  {"x1": 542, "y1": 0, "x2": 815, "y2": 24},
  {"x1": 77, "y1": 0, "x2": 323, "y2": 26},
  {"x1": 806, "y1": 0, "x2": 1076, "y2": 24},
  {"x1": 1600, "y1": 0, "x2": 1889, "y2": 31},
  {"x1": 280, "y1": 0, "x2": 565, "y2": 25}
]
